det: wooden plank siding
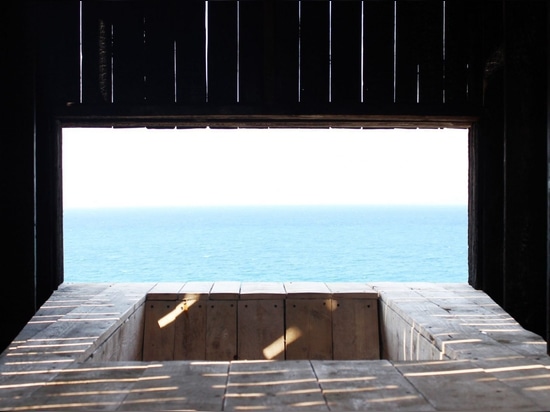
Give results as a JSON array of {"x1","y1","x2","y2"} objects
[
  {"x1": 111, "y1": 2, "x2": 146, "y2": 104},
  {"x1": 81, "y1": 1, "x2": 111, "y2": 104},
  {"x1": 141, "y1": 283, "x2": 379, "y2": 361},
  {"x1": 72, "y1": 0, "x2": 477, "y2": 115},
  {"x1": 395, "y1": 1, "x2": 443, "y2": 105}
]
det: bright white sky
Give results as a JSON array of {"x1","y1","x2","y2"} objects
[{"x1": 62, "y1": 127, "x2": 468, "y2": 209}]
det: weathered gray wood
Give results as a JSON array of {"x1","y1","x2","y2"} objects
[
  {"x1": 146, "y1": 282, "x2": 185, "y2": 301},
  {"x1": 332, "y1": 298, "x2": 380, "y2": 360},
  {"x1": 19, "y1": 362, "x2": 147, "y2": 411},
  {"x1": 120, "y1": 361, "x2": 229, "y2": 411},
  {"x1": 210, "y1": 282, "x2": 241, "y2": 300},
  {"x1": 225, "y1": 360, "x2": 327, "y2": 411},
  {"x1": 326, "y1": 282, "x2": 378, "y2": 299},
  {"x1": 395, "y1": 360, "x2": 540, "y2": 411},
  {"x1": 284, "y1": 282, "x2": 331, "y2": 299},
  {"x1": 238, "y1": 299, "x2": 285, "y2": 360},
  {"x1": 313, "y1": 360, "x2": 434, "y2": 411},
  {"x1": 206, "y1": 301, "x2": 237, "y2": 361},
  {"x1": 142, "y1": 300, "x2": 177, "y2": 361},
  {"x1": 286, "y1": 298, "x2": 334, "y2": 360},
  {"x1": 239, "y1": 282, "x2": 286, "y2": 300},
  {"x1": 178, "y1": 281, "x2": 213, "y2": 300},
  {"x1": 173, "y1": 299, "x2": 207, "y2": 360},
  {"x1": 474, "y1": 356, "x2": 550, "y2": 411},
  {"x1": 88, "y1": 302, "x2": 145, "y2": 362}
]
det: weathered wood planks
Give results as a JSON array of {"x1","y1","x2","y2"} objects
[{"x1": 143, "y1": 282, "x2": 379, "y2": 361}]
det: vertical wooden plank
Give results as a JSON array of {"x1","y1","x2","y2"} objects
[
  {"x1": 285, "y1": 298, "x2": 333, "y2": 360},
  {"x1": 418, "y1": 1, "x2": 443, "y2": 104},
  {"x1": 208, "y1": 1, "x2": 237, "y2": 104},
  {"x1": 142, "y1": 300, "x2": 177, "y2": 361},
  {"x1": 174, "y1": 298, "x2": 208, "y2": 360},
  {"x1": 174, "y1": 1, "x2": 206, "y2": 104},
  {"x1": 35, "y1": 1, "x2": 81, "y2": 105},
  {"x1": 238, "y1": 300, "x2": 284, "y2": 360},
  {"x1": 144, "y1": 1, "x2": 176, "y2": 104},
  {"x1": 395, "y1": 1, "x2": 420, "y2": 104},
  {"x1": 331, "y1": 1, "x2": 361, "y2": 103},
  {"x1": 332, "y1": 298, "x2": 380, "y2": 360},
  {"x1": 363, "y1": 1, "x2": 394, "y2": 104},
  {"x1": 444, "y1": 2, "x2": 469, "y2": 104},
  {"x1": 111, "y1": 1, "x2": 146, "y2": 104},
  {"x1": 239, "y1": 1, "x2": 264, "y2": 104},
  {"x1": 174, "y1": 281, "x2": 212, "y2": 360},
  {"x1": 272, "y1": 1, "x2": 299, "y2": 103},
  {"x1": 82, "y1": 1, "x2": 112, "y2": 103},
  {"x1": 300, "y1": 1, "x2": 329, "y2": 103},
  {"x1": 395, "y1": 1, "x2": 443, "y2": 105},
  {"x1": 206, "y1": 300, "x2": 237, "y2": 360}
]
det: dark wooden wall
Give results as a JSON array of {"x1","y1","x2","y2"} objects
[
  {"x1": 469, "y1": 1, "x2": 548, "y2": 341},
  {"x1": 1, "y1": 1, "x2": 548, "y2": 354}
]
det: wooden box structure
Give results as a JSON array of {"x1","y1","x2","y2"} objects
[{"x1": 143, "y1": 282, "x2": 379, "y2": 361}]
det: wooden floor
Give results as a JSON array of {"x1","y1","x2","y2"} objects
[{"x1": 1, "y1": 282, "x2": 549, "y2": 411}]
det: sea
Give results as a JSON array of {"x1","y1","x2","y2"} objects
[{"x1": 63, "y1": 205, "x2": 467, "y2": 283}]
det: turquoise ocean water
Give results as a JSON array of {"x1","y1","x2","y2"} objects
[{"x1": 63, "y1": 205, "x2": 467, "y2": 283}]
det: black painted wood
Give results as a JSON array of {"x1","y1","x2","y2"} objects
[
  {"x1": 1, "y1": 1, "x2": 37, "y2": 352},
  {"x1": 111, "y1": 1, "x2": 146, "y2": 104},
  {"x1": 272, "y1": 1, "x2": 299, "y2": 103},
  {"x1": 82, "y1": 1, "x2": 111, "y2": 103},
  {"x1": 502, "y1": 1, "x2": 548, "y2": 338},
  {"x1": 300, "y1": 1, "x2": 329, "y2": 103},
  {"x1": 547, "y1": 0, "x2": 550, "y2": 355},
  {"x1": 469, "y1": 1, "x2": 505, "y2": 303},
  {"x1": 395, "y1": 1, "x2": 443, "y2": 105},
  {"x1": 331, "y1": 1, "x2": 361, "y2": 103},
  {"x1": 144, "y1": 1, "x2": 176, "y2": 104},
  {"x1": 363, "y1": 1, "x2": 394, "y2": 104},
  {"x1": 239, "y1": 1, "x2": 265, "y2": 104},
  {"x1": 208, "y1": 1, "x2": 237, "y2": 104},
  {"x1": 445, "y1": 2, "x2": 473, "y2": 105},
  {"x1": 174, "y1": 1, "x2": 206, "y2": 104},
  {"x1": 34, "y1": 1, "x2": 81, "y2": 304}
]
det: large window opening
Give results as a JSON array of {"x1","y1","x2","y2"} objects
[{"x1": 62, "y1": 127, "x2": 468, "y2": 283}]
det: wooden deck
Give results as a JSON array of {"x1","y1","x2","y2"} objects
[{"x1": 1, "y1": 282, "x2": 549, "y2": 411}]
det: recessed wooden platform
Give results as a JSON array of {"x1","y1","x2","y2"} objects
[{"x1": 1, "y1": 282, "x2": 548, "y2": 411}]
